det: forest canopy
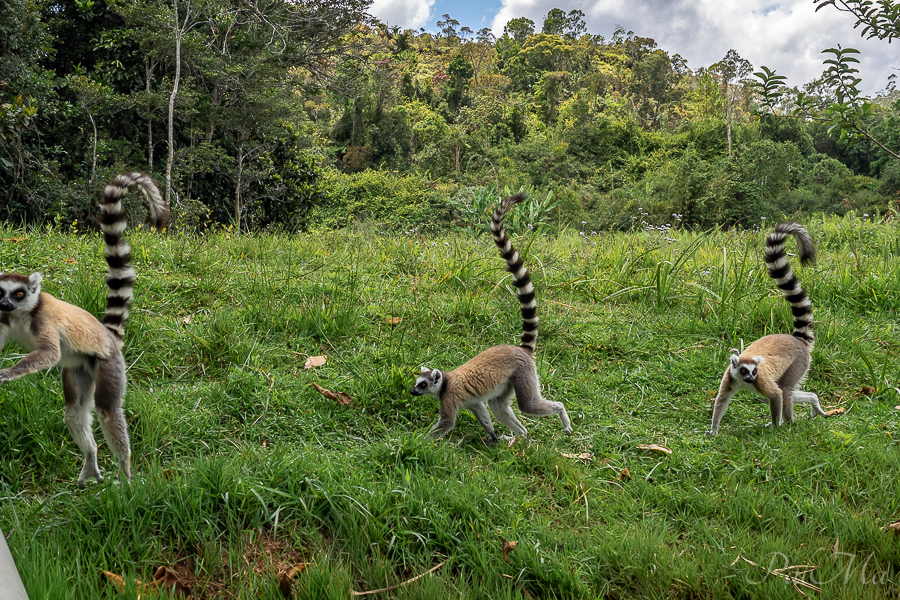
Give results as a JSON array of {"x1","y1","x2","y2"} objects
[{"x1": 1, "y1": 0, "x2": 898, "y2": 231}]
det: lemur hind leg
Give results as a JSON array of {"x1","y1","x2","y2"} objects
[
  {"x1": 512, "y1": 374, "x2": 572, "y2": 434},
  {"x1": 489, "y1": 388, "x2": 528, "y2": 436},
  {"x1": 62, "y1": 365, "x2": 102, "y2": 488},
  {"x1": 94, "y1": 354, "x2": 132, "y2": 482},
  {"x1": 792, "y1": 390, "x2": 828, "y2": 418}
]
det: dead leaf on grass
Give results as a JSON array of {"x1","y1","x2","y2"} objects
[
  {"x1": 884, "y1": 521, "x2": 900, "y2": 534},
  {"x1": 101, "y1": 566, "x2": 189, "y2": 598},
  {"x1": 312, "y1": 382, "x2": 352, "y2": 406},
  {"x1": 151, "y1": 566, "x2": 190, "y2": 596},
  {"x1": 161, "y1": 469, "x2": 183, "y2": 481},
  {"x1": 182, "y1": 315, "x2": 192, "y2": 325},
  {"x1": 894, "y1": 405, "x2": 900, "y2": 411},
  {"x1": 304, "y1": 355, "x2": 327, "y2": 369},
  {"x1": 618, "y1": 467, "x2": 631, "y2": 481},
  {"x1": 65, "y1": 258, "x2": 77, "y2": 264},
  {"x1": 277, "y1": 563, "x2": 311, "y2": 597},
  {"x1": 826, "y1": 407, "x2": 846, "y2": 417},
  {"x1": 502, "y1": 540, "x2": 518, "y2": 563},
  {"x1": 636, "y1": 444, "x2": 672, "y2": 455},
  {"x1": 385, "y1": 317, "x2": 402, "y2": 326},
  {"x1": 559, "y1": 452, "x2": 593, "y2": 460},
  {"x1": 858, "y1": 386, "x2": 876, "y2": 395}
]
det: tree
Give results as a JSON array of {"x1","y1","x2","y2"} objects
[
  {"x1": 710, "y1": 49, "x2": 752, "y2": 157},
  {"x1": 504, "y1": 17, "x2": 534, "y2": 43},
  {"x1": 541, "y1": 8, "x2": 586, "y2": 40},
  {"x1": 755, "y1": 0, "x2": 900, "y2": 161}
]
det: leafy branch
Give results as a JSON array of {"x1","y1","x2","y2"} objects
[{"x1": 753, "y1": 46, "x2": 900, "y2": 160}]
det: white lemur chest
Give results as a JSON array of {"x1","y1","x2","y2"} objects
[{"x1": 4, "y1": 313, "x2": 39, "y2": 351}]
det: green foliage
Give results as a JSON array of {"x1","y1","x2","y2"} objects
[
  {"x1": 309, "y1": 170, "x2": 451, "y2": 232},
  {"x1": 448, "y1": 185, "x2": 558, "y2": 236}
]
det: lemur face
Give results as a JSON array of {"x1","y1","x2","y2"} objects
[
  {"x1": 411, "y1": 367, "x2": 442, "y2": 397},
  {"x1": 729, "y1": 354, "x2": 762, "y2": 384},
  {"x1": 0, "y1": 273, "x2": 41, "y2": 313}
]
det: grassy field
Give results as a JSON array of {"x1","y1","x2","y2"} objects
[{"x1": 0, "y1": 215, "x2": 899, "y2": 599}]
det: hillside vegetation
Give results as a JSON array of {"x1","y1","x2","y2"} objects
[
  {"x1": 0, "y1": 217, "x2": 898, "y2": 598},
  {"x1": 2, "y1": 1, "x2": 900, "y2": 232}
]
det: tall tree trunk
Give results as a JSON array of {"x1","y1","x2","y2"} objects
[
  {"x1": 167, "y1": 0, "x2": 188, "y2": 207},
  {"x1": 726, "y1": 104, "x2": 733, "y2": 158},
  {"x1": 234, "y1": 137, "x2": 244, "y2": 231},
  {"x1": 88, "y1": 107, "x2": 98, "y2": 182},
  {"x1": 146, "y1": 57, "x2": 154, "y2": 170}
]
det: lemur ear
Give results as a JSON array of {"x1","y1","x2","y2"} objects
[
  {"x1": 429, "y1": 369, "x2": 442, "y2": 384},
  {"x1": 28, "y1": 272, "x2": 43, "y2": 292},
  {"x1": 420, "y1": 366, "x2": 431, "y2": 375},
  {"x1": 752, "y1": 356, "x2": 764, "y2": 366},
  {"x1": 730, "y1": 354, "x2": 740, "y2": 368}
]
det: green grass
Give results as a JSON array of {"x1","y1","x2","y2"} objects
[{"x1": 0, "y1": 217, "x2": 899, "y2": 599}]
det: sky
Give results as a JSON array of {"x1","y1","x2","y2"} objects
[{"x1": 367, "y1": 0, "x2": 898, "y2": 96}]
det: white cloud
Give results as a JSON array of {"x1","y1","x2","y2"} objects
[
  {"x1": 370, "y1": 0, "x2": 435, "y2": 30},
  {"x1": 490, "y1": 0, "x2": 897, "y2": 94}
]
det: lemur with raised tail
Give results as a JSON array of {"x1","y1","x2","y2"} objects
[
  {"x1": 0, "y1": 172, "x2": 168, "y2": 487},
  {"x1": 707, "y1": 222, "x2": 828, "y2": 434},
  {"x1": 411, "y1": 193, "x2": 572, "y2": 441}
]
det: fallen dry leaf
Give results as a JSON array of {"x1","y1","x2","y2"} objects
[
  {"x1": 502, "y1": 540, "x2": 518, "y2": 563},
  {"x1": 560, "y1": 452, "x2": 593, "y2": 460},
  {"x1": 304, "y1": 355, "x2": 327, "y2": 369},
  {"x1": 826, "y1": 407, "x2": 846, "y2": 417},
  {"x1": 858, "y1": 386, "x2": 876, "y2": 395},
  {"x1": 312, "y1": 382, "x2": 352, "y2": 406},
  {"x1": 161, "y1": 469, "x2": 183, "y2": 481},
  {"x1": 182, "y1": 315, "x2": 192, "y2": 325},
  {"x1": 636, "y1": 444, "x2": 673, "y2": 455},
  {"x1": 894, "y1": 405, "x2": 900, "y2": 411},
  {"x1": 885, "y1": 521, "x2": 900, "y2": 534},
  {"x1": 277, "y1": 563, "x2": 310, "y2": 597},
  {"x1": 101, "y1": 571, "x2": 130, "y2": 595},
  {"x1": 385, "y1": 317, "x2": 402, "y2": 326},
  {"x1": 618, "y1": 467, "x2": 631, "y2": 481},
  {"x1": 833, "y1": 538, "x2": 840, "y2": 554},
  {"x1": 101, "y1": 566, "x2": 190, "y2": 598},
  {"x1": 65, "y1": 258, "x2": 77, "y2": 264},
  {"x1": 151, "y1": 566, "x2": 190, "y2": 596}
]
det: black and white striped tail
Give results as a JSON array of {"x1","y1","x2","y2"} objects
[
  {"x1": 490, "y1": 193, "x2": 537, "y2": 355},
  {"x1": 764, "y1": 222, "x2": 816, "y2": 350},
  {"x1": 98, "y1": 172, "x2": 168, "y2": 340}
]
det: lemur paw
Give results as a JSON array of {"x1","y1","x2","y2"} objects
[
  {"x1": 0, "y1": 371, "x2": 11, "y2": 383},
  {"x1": 705, "y1": 428, "x2": 719, "y2": 436}
]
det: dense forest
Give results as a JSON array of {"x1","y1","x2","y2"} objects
[{"x1": 2, "y1": 0, "x2": 899, "y2": 231}]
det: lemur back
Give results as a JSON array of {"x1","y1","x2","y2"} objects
[
  {"x1": 0, "y1": 172, "x2": 168, "y2": 487},
  {"x1": 707, "y1": 222, "x2": 827, "y2": 434},
  {"x1": 412, "y1": 193, "x2": 571, "y2": 441}
]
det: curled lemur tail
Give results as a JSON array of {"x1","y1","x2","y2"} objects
[
  {"x1": 98, "y1": 172, "x2": 168, "y2": 341},
  {"x1": 490, "y1": 193, "x2": 538, "y2": 355},
  {"x1": 765, "y1": 222, "x2": 816, "y2": 350}
]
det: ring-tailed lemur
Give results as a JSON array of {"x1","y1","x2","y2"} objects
[
  {"x1": 412, "y1": 193, "x2": 572, "y2": 441},
  {"x1": 0, "y1": 172, "x2": 168, "y2": 486},
  {"x1": 707, "y1": 222, "x2": 828, "y2": 434}
]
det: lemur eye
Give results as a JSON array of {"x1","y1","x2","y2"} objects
[
  {"x1": 14, "y1": 291, "x2": 25, "y2": 299},
  {"x1": 739, "y1": 368, "x2": 747, "y2": 375},
  {"x1": 418, "y1": 381, "x2": 426, "y2": 388}
]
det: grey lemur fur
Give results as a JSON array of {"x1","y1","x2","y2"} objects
[
  {"x1": 411, "y1": 193, "x2": 572, "y2": 441},
  {"x1": 707, "y1": 222, "x2": 828, "y2": 434},
  {"x1": 0, "y1": 172, "x2": 168, "y2": 486}
]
